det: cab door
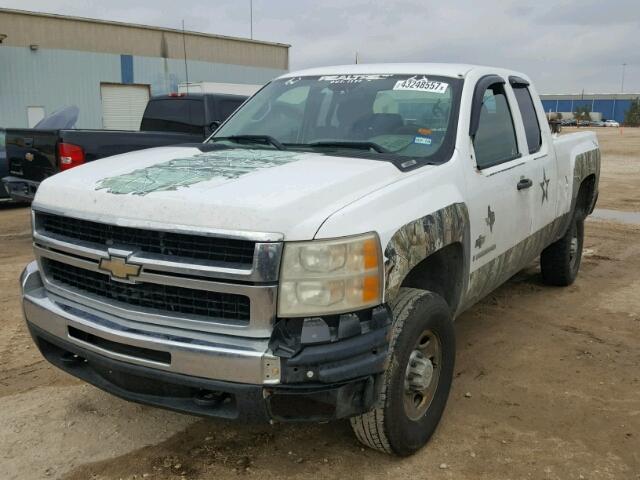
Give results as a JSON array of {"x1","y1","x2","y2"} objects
[
  {"x1": 508, "y1": 77, "x2": 559, "y2": 235},
  {"x1": 463, "y1": 75, "x2": 534, "y2": 302}
]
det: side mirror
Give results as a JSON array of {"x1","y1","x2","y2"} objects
[{"x1": 209, "y1": 120, "x2": 221, "y2": 132}]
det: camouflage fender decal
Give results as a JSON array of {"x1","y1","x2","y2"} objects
[
  {"x1": 384, "y1": 203, "x2": 468, "y2": 303},
  {"x1": 572, "y1": 148, "x2": 600, "y2": 208},
  {"x1": 573, "y1": 148, "x2": 600, "y2": 193},
  {"x1": 95, "y1": 149, "x2": 302, "y2": 196},
  {"x1": 555, "y1": 147, "x2": 601, "y2": 240}
]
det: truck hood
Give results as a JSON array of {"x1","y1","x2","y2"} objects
[{"x1": 34, "y1": 145, "x2": 406, "y2": 240}]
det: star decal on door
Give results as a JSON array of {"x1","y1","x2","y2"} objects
[
  {"x1": 540, "y1": 168, "x2": 550, "y2": 204},
  {"x1": 485, "y1": 205, "x2": 495, "y2": 233}
]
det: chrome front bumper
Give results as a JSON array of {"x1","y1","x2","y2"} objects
[{"x1": 21, "y1": 261, "x2": 281, "y2": 385}]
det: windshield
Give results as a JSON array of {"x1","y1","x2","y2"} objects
[{"x1": 210, "y1": 74, "x2": 462, "y2": 166}]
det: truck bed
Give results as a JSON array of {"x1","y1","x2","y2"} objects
[{"x1": 5, "y1": 128, "x2": 202, "y2": 184}]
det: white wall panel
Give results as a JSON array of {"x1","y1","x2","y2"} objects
[
  {"x1": 0, "y1": 46, "x2": 286, "y2": 129},
  {"x1": 0, "y1": 46, "x2": 121, "y2": 129}
]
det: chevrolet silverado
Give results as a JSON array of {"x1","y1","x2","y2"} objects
[{"x1": 20, "y1": 64, "x2": 599, "y2": 455}]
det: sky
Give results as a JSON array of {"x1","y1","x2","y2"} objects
[{"x1": 1, "y1": 0, "x2": 639, "y2": 94}]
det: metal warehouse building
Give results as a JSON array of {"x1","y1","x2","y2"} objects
[
  {"x1": 0, "y1": 8, "x2": 289, "y2": 129},
  {"x1": 540, "y1": 93, "x2": 639, "y2": 123}
]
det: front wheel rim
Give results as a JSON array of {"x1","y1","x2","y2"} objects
[{"x1": 403, "y1": 329, "x2": 442, "y2": 421}]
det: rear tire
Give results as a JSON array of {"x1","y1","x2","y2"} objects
[
  {"x1": 350, "y1": 288, "x2": 455, "y2": 456},
  {"x1": 540, "y1": 209, "x2": 584, "y2": 286}
]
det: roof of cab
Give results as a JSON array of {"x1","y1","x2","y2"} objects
[
  {"x1": 278, "y1": 63, "x2": 530, "y2": 83},
  {"x1": 279, "y1": 63, "x2": 479, "y2": 79}
]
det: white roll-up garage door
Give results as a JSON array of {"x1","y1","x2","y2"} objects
[{"x1": 100, "y1": 83, "x2": 150, "y2": 130}]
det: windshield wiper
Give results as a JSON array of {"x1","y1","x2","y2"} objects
[
  {"x1": 302, "y1": 140, "x2": 389, "y2": 153},
  {"x1": 209, "y1": 135, "x2": 286, "y2": 150}
]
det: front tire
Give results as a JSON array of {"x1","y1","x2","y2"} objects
[
  {"x1": 350, "y1": 288, "x2": 455, "y2": 456},
  {"x1": 540, "y1": 210, "x2": 584, "y2": 286}
]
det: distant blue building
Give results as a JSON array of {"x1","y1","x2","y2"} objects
[{"x1": 540, "y1": 93, "x2": 639, "y2": 123}]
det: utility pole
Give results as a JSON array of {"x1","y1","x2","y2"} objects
[
  {"x1": 250, "y1": 0, "x2": 253, "y2": 39},
  {"x1": 621, "y1": 63, "x2": 627, "y2": 93},
  {"x1": 182, "y1": 20, "x2": 189, "y2": 93}
]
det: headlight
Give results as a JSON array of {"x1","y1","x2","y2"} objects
[{"x1": 278, "y1": 232, "x2": 383, "y2": 317}]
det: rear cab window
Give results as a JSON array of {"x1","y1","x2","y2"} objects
[
  {"x1": 206, "y1": 96, "x2": 246, "y2": 124},
  {"x1": 218, "y1": 99, "x2": 245, "y2": 121},
  {"x1": 511, "y1": 81, "x2": 542, "y2": 154},
  {"x1": 141, "y1": 98, "x2": 205, "y2": 134}
]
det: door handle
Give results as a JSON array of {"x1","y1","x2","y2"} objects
[{"x1": 517, "y1": 178, "x2": 533, "y2": 190}]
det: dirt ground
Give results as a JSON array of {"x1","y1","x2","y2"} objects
[
  {"x1": 586, "y1": 127, "x2": 640, "y2": 212},
  {"x1": 1, "y1": 127, "x2": 639, "y2": 480}
]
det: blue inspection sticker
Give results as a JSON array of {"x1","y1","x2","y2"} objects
[{"x1": 414, "y1": 136, "x2": 432, "y2": 145}]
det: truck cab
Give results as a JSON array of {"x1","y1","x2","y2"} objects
[{"x1": 20, "y1": 64, "x2": 599, "y2": 456}]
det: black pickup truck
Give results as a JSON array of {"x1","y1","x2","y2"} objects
[{"x1": 2, "y1": 93, "x2": 246, "y2": 203}]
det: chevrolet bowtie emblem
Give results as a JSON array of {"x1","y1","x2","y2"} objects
[
  {"x1": 25, "y1": 152, "x2": 34, "y2": 162},
  {"x1": 99, "y1": 255, "x2": 141, "y2": 280}
]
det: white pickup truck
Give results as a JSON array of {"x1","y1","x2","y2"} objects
[{"x1": 21, "y1": 64, "x2": 599, "y2": 456}]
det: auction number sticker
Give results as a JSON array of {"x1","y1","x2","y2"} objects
[{"x1": 393, "y1": 76, "x2": 448, "y2": 94}]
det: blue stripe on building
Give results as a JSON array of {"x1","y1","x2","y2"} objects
[{"x1": 120, "y1": 54, "x2": 133, "y2": 84}]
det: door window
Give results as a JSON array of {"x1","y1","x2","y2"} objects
[
  {"x1": 512, "y1": 86, "x2": 542, "y2": 154},
  {"x1": 473, "y1": 84, "x2": 519, "y2": 169}
]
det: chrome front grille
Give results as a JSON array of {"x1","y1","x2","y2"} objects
[
  {"x1": 36, "y1": 212, "x2": 256, "y2": 265},
  {"x1": 44, "y1": 258, "x2": 251, "y2": 322},
  {"x1": 32, "y1": 209, "x2": 282, "y2": 338}
]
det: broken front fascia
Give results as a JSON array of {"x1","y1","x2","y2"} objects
[{"x1": 269, "y1": 305, "x2": 392, "y2": 384}]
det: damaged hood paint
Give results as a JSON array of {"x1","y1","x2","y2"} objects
[{"x1": 34, "y1": 145, "x2": 407, "y2": 240}]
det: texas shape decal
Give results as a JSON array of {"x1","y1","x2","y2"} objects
[
  {"x1": 95, "y1": 149, "x2": 301, "y2": 196},
  {"x1": 540, "y1": 168, "x2": 550, "y2": 204}
]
